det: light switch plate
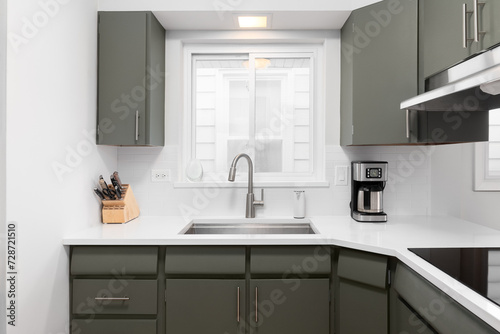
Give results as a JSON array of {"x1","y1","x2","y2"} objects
[{"x1": 335, "y1": 166, "x2": 348, "y2": 186}]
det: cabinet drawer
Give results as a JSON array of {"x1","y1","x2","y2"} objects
[
  {"x1": 337, "y1": 248, "x2": 387, "y2": 288},
  {"x1": 71, "y1": 246, "x2": 158, "y2": 276},
  {"x1": 72, "y1": 319, "x2": 156, "y2": 334},
  {"x1": 72, "y1": 279, "x2": 157, "y2": 315},
  {"x1": 165, "y1": 246, "x2": 245, "y2": 275},
  {"x1": 250, "y1": 246, "x2": 331, "y2": 275}
]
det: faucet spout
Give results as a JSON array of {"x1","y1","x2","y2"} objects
[
  {"x1": 228, "y1": 153, "x2": 254, "y2": 194},
  {"x1": 228, "y1": 153, "x2": 263, "y2": 218}
]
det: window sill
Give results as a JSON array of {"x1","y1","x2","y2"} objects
[{"x1": 173, "y1": 180, "x2": 330, "y2": 189}]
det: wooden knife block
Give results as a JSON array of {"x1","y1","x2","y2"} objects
[{"x1": 101, "y1": 184, "x2": 140, "y2": 224}]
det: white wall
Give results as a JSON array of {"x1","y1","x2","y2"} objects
[
  {"x1": 6, "y1": 0, "x2": 117, "y2": 332},
  {"x1": 431, "y1": 143, "x2": 500, "y2": 230},
  {"x1": 118, "y1": 30, "x2": 432, "y2": 220}
]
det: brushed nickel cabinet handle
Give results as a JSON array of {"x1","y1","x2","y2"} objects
[
  {"x1": 463, "y1": 3, "x2": 474, "y2": 48},
  {"x1": 95, "y1": 296, "x2": 130, "y2": 301},
  {"x1": 237, "y1": 287, "x2": 240, "y2": 323},
  {"x1": 474, "y1": 0, "x2": 486, "y2": 42},
  {"x1": 255, "y1": 287, "x2": 258, "y2": 323},
  {"x1": 135, "y1": 110, "x2": 140, "y2": 141},
  {"x1": 406, "y1": 109, "x2": 410, "y2": 139}
]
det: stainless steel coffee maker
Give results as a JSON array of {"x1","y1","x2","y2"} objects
[{"x1": 351, "y1": 161, "x2": 388, "y2": 222}]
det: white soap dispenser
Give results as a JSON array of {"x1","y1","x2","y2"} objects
[{"x1": 293, "y1": 190, "x2": 305, "y2": 219}]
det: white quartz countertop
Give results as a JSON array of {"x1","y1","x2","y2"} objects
[{"x1": 63, "y1": 215, "x2": 500, "y2": 331}]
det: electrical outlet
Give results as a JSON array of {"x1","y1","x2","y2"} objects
[{"x1": 151, "y1": 169, "x2": 170, "y2": 182}]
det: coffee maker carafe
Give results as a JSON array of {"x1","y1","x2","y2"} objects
[{"x1": 351, "y1": 161, "x2": 388, "y2": 222}]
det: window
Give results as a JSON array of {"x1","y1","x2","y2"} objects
[
  {"x1": 474, "y1": 108, "x2": 500, "y2": 191},
  {"x1": 182, "y1": 47, "x2": 324, "y2": 185}
]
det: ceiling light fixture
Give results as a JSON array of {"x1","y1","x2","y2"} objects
[{"x1": 234, "y1": 14, "x2": 271, "y2": 29}]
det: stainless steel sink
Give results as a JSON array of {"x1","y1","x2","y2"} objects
[{"x1": 180, "y1": 218, "x2": 318, "y2": 235}]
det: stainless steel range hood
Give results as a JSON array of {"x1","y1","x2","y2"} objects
[{"x1": 401, "y1": 46, "x2": 500, "y2": 112}]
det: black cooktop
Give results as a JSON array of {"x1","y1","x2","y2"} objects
[{"x1": 409, "y1": 248, "x2": 500, "y2": 306}]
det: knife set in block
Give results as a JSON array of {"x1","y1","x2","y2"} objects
[{"x1": 101, "y1": 184, "x2": 140, "y2": 224}]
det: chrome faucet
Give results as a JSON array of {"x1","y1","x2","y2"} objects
[{"x1": 228, "y1": 153, "x2": 264, "y2": 218}]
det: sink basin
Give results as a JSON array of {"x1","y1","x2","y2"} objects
[{"x1": 180, "y1": 218, "x2": 318, "y2": 235}]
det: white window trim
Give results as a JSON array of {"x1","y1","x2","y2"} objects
[
  {"x1": 474, "y1": 142, "x2": 500, "y2": 191},
  {"x1": 176, "y1": 44, "x2": 327, "y2": 188}
]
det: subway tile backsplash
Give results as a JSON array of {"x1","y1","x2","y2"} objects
[{"x1": 118, "y1": 145, "x2": 430, "y2": 218}]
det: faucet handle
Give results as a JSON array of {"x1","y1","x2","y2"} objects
[{"x1": 254, "y1": 189, "x2": 264, "y2": 206}]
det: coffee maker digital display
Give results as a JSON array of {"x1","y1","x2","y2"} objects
[{"x1": 351, "y1": 161, "x2": 388, "y2": 222}]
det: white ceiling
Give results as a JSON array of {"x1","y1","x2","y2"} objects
[
  {"x1": 98, "y1": 0, "x2": 382, "y2": 30},
  {"x1": 153, "y1": 11, "x2": 351, "y2": 30}
]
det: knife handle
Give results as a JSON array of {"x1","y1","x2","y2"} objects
[
  {"x1": 101, "y1": 188, "x2": 113, "y2": 200},
  {"x1": 113, "y1": 171, "x2": 123, "y2": 189},
  {"x1": 110, "y1": 175, "x2": 121, "y2": 190},
  {"x1": 93, "y1": 188, "x2": 105, "y2": 200},
  {"x1": 114, "y1": 185, "x2": 122, "y2": 199},
  {"x1": 98, "y1": 175, "x2": 109, "y2": 192}
]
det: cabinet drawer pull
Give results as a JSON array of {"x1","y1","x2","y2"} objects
[
  {"x1": 255, "y1": 287, "x2": 258, "y2": 323},
  {"x1": 463, "y1": 3, "x2": 474, "y2": 48},
  {"x1": 135, "y1": 110, "x2": 140, "y2": 141},
  {"x1": 94, "y1": 296, "x2": 130, "y2": 301},
  {"x1": 237, "y1": 287, "x2": 240, "y2": 323},
  {"x1": 473, "y1": 0, "x2": 486, "y2": 42},
  {"x1": 406, "y1": 109, "x2": 410, "y2": 139}
]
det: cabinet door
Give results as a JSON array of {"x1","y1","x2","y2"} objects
[
  {"x1": 421, "y1": 0, "x2": 481, "y2": 79},
  {"x1": 390, "y1": 296, "x2": 436, "y2": 334},
  {"x1": 337, "y1": 248, "x2": 388, "y2": 334},
  {"x1": 97, "y1": 12, "x2": 165, "y2": 146},
  {"x1": 249, "y1": 279, "x2": 329, "y2": 334},
  {"x1": 341, "y1": 0, "x2": 418, "y2": 145},
  {"x1": 394, "y1": 263, "x2": 498, "y2": 334},
  {"x1": 98, "y1": 12, "x2": 147, "y2": 145},
  {"x1": 480, "y1": 0, "x2": 500, "y2": 50},
  {"x1": 339, "y1": 280, "x2": 387, "y2": 334},
  {"x1": 166, "y1": 279, "x2": 245, "y2": 334}
]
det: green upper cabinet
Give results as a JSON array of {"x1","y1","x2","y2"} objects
[
  {"x1": 480, "y1": 0, "x2": 500, "y2": 51},
  {"x1": 340, "y1": 0, "x2": 418, "y2": 146},
  {"x1": 420, "y1": 0, "x2": 480, "y2": 79},
  {"x1": 421, "y1": 0, "x2": 500, "y2": 80},
  {"x1": 97, "y1": 11, "x2": 165, "y2": 146}
]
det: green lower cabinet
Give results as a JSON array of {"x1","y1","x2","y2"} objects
[
  {"x1": 70, "y1": 246, "x2": 160, "y2": 334},
  {"x1": 72, "y1": 319, "x2": 157, "y2": 334},
  {"x1": 336, "y1": 248, "x2": 389, "y2": 334},
  {"x1": 393, "y1": 263, "x2": 498, "y2": 334},
  {"x1": 165, "y1": 279, "x2": 246, "y2": 334},
  {"x1": 249, "y1": 279, "x2": 330, "y2": 334},
  {"x1": 390, "y1": 296, "x2": 436, "y2": 334},
  {"x1": 338, "y1": 280, "x2": 388, "y2": 334}
]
